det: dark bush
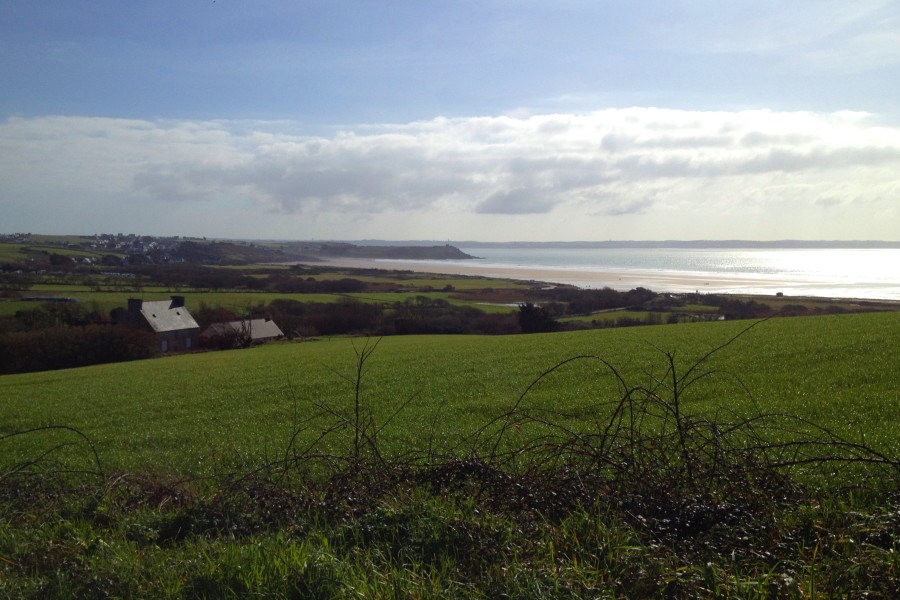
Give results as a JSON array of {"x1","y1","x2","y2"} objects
[
  {"x1": 0, "y1": 326, "x2": 158, "y2": 374},
  {"x1": 192, "y1": 303, "x2": 240, "y2": 328},
  {"x1": 517, "y1": 302, "x2": 558, "y2": 333},
  {"x1": 529, "y1": 286, "x2": 659, "y2": 316},
  {"x1": 267, "y1": 298, "x2": 381, "y2": 337},
  {"x1": 269, "y1": 275, "x2": 367, "y2": 294}
]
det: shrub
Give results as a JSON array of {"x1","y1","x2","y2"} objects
[
  {"x1": 0, "y1": 326, "x2": 158, "y2": 374},
  {"x1": 517, "y1": 302, "x2": 558, "y2": 333}
]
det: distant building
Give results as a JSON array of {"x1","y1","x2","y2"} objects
[
  {"x1": 201, "y1": 318, "x2": 284, "y2": 347},
  {"x1": 125, "y1": 296, "x2": 200, "y2": 353}
]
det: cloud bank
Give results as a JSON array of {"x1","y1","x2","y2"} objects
[{"x1": 2, "y1": 108, "x2": 898, "y2": 240}]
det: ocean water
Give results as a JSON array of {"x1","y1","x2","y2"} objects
[{"x1": 453, "y1": 247, "x2": 900, "y2": 300}]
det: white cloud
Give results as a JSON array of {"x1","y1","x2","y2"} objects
[{"x1": 1, "y1": 108, "x2": 898, "y2": 240}]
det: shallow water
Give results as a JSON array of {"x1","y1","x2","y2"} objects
[{"x1": 452, "y1": 247, "x2": 900, "y2": 300}]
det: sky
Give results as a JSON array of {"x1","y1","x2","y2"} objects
[{"x1": 2, "y1": 1, "x2": 899, "y2": 242}]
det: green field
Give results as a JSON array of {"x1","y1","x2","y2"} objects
[
  {"x1": 287, "y1": 269, "x2": 527, "y2": 291},
  {"x1": 0, "y1": 241, "x2": 112, "y2": 263},
  {"x1": 2, "y1": 312, "x2": 899, "y2": 597},
  {"x1": 2, "y1": 312, "x2": 897, "y2": 478},
  {"x1": 0, "y1": 244, "x2": 27, "y2": 263},
  {"x1": 560, "y1": 309, "x2": 669, "y2": 323}
]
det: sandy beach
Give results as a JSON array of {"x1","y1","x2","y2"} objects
[{"x1": 305, "y1": 257, "x2": 807, "y2": 295}]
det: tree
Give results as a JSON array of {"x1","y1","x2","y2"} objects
[{"x1": 517, "y1": 302, "x2": 558, "y2": 333}]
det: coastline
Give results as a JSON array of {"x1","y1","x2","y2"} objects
[{"x1": 300, "y1": 257, "x2": 830, "y2": 296}]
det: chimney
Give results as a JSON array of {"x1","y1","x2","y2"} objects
[
  {"x1": 170, "y1": 295, "x2": 185, "y2": 308},
  {"x1": 128, "y1": 298, "x2": 143, "y2": 314}
]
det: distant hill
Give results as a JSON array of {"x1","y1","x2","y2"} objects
[
  {"x1": 0, "y1": 234, "x2": 476, "y2": 267},
  {"x1": 175, "y1": 240, "x2": 287, "y2": 264},
  {"x1": 176, "y1": 240, "x2": 475, "y2": 264},
  {"x1": 283, "y1": 242, "x2": 475, "y2": 261}
]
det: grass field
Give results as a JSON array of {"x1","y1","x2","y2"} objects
[
  {"x1": 2, "y1": 311, "x2": 897, "y2": 478},
  {"x1": 285, "y1": 269, "x2": 527, "y2": 291},
  {"x1": 0, "y1": 244, "x2": 27, "y2": 263},
  {"x1": 2, "y1": 312, "x2": 899, "y2": 597},
  {"x1": 0, "y1": 241, "x2": 111, "y2": 263},
  {"x1": 559, "y1": 309, "x2": 669, "y2": 323}
]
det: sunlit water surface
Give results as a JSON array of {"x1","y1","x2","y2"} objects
[{"x1": 449, "y1": 247, "x2": 900, "y2": 300}]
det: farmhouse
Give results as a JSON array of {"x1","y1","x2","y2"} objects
[
  {"x1": 201, "y1": 318, "x2": 284, "y2": 347},
  {"x1": 126, "y1": 296, "x2": 200, "y2": 353}
]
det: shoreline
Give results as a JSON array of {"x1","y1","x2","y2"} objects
[{"x1": 299, "y1": 257, "x2": 899, "y2": 301}]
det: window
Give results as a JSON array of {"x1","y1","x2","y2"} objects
[{"x1": 161, "y1": 339, "x2": 168, "y2": 352}]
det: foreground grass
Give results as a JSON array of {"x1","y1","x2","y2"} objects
[
  {"x1": 3, "y1": 478, "x2": 897, "y2": 598},
  {"x1": 1, "y1": 313, "x2": 899, "y2": 597}
]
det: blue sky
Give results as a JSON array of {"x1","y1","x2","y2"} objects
[{"x1": 2, "y1": 1, "x2": 899, "y2": 241}]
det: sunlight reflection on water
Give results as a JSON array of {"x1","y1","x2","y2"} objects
[{"x1": 453, "y1": 248, "x2": 900, "y2": 300}]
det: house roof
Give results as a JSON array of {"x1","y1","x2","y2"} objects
[
  {"x1": 138, "y1": 300, "x2": 200, "y2": 333},
  {"x1": 203, "y1": 318, "x2": 284, "y2": 341}
]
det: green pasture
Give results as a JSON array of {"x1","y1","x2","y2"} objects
[
  {"x1": 391, "y1": 275, "x2": 528, "y2": 290},
  {"x1": 15, "y1": 234, "x2": 93, "y2": 245},
  {"x1": 560, "y1": 309, "x2": 667, "y2": 323},
  {"x1": 2, "y1": 312, "x2": 897, "y2": 479},
  {"x1": 221, "y1": 261, "x2": 528, "y2": 291},
  {"x1": 25, "y1": 284, "x2": 99, "y2": 292},
  {"x1": 680, "y1": 303, "x2": 720, "y2": 313},
  {"x1": 0, "y1": 242, "x2": 106, "y2": 262},
  {"x1": 0, "y1": 243, "x2": 27, "y2": 263},
  {"x1": 556, "y1": 306, "x2": 723, "y2": 324},
  {"x1": 27, "y1": 245, "x2": 104, "y2": 259},
  {"x1": 370, "y1": 274, "x2": 529, "y2": 291},
  {"x1": 286, "y1": 269, "x2": 525, "y2": 291},
  {"x1": 349, "y1": 290, "x2": 515, "y2": 312}
]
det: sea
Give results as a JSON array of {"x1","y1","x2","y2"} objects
[{"x1": 449, "y1": 246, "x2": 900, "y2": 301}]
